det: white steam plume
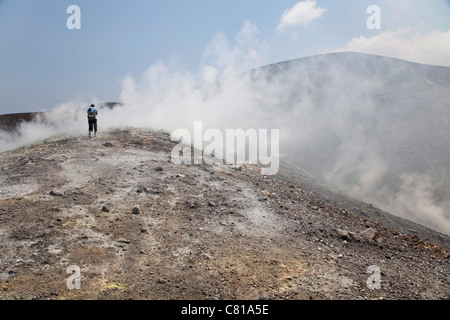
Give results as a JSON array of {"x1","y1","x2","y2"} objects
[{"x1": 1, "y1": 22, "x2": 449, "y2": 235}]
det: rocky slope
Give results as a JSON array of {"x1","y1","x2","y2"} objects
[
  {"x1": 0, "y1": 128, "x2": 448, "y2": 300},
  {"x1": 276, "y1": 159, "x2": 450, "y2": 251}
]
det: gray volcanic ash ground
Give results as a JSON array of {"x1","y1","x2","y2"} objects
[{"x1": 0, "y1": 128, "x2": 448, "y2": 300}]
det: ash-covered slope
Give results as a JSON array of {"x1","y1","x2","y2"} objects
[{"x1": 0, "y1": 128, "x2": 448, "y2": 300}]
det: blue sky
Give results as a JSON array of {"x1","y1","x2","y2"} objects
[{"x1": 0, "y1": 0, "x2": 449, "y2": 113}]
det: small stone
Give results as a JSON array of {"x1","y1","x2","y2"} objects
[
  {"x1": 132, "y1": 205, "x2": 140, "y2": 215},
  {"x1": 49, "y1": 190, "x2": 63, "y2": 197},
  {"x1": 117, "y1": 238, "x2": 131, "y2": 244},
  {"x1": 102, "y1": 205, "x2": 110, "y2": 212},
  {"x1": 208, "y1": 202, "x2": 216, "y2": 207},
  {"x1": 0, "y1": 272, "x2": 9, "y2": 281},
  {"x1": 154, "y1": 167, "x2": 163, "y2": 172},
  {"x1": 103, "y1": 142, "x2": 114, "y2": 148}
]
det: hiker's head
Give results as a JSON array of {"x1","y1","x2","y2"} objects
[{"x1": 91, "y1": 104, "x2": 95, "y2": 108}]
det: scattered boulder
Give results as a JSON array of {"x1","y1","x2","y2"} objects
[
  {"x1": 335, "y1": 228, "x2": 353, "y2": 241},
  {"x1": 154, "y1": 167, "x2": 163, "y2": 172},
  {"x1": 102, "y1": 142, "x2": 114, "y2": 148},
  {"x1": 360, "y1": 227, "x2": 378, "y2": 241},
  {"x1": 102, "y1": 205, "x2": 110, "y2": 213},
  {"x1": 49, "y1": 190, "x2": 63, "y2": 197}
]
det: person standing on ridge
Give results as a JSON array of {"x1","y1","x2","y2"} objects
[{"x1": 87, "y1": 104, "x2": 98, "y2": 138}]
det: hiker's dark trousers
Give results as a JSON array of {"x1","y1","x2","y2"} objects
[{"x1": 88, "y1": 119, "x2": 97, "y2": 133}]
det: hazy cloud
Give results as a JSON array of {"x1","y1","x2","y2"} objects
[
  {"x1": 336, "y1": 28, "x2": 450, "y2": 67},
  {"x1": 201, "y1": 21, "x2": 268, "y2": 78},
  {"x1": 384, "y1": 174, "x2": 450, "y2": 235},
  {"x1": 278, "y1": 0, "x2": 326, "y2": 31}
]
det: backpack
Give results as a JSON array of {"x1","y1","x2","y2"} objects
[{"x1": 88, "y1": 108, "x2": 96, "y2": 120}]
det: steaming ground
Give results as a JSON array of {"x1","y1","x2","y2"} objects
[
  {"x1": 0, "y1": 128, "x2": 448, "y2": 299},
  {"x1": 1, "y1": 52, "x2": 450, "y2": 235},
  {"x1": 248, "y1": 53, "x2": 450, "y2": 235}
]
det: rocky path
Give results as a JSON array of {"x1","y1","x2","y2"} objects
[{"x1": 0, "y1": 129, "x2": 448, "y2": 300}]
